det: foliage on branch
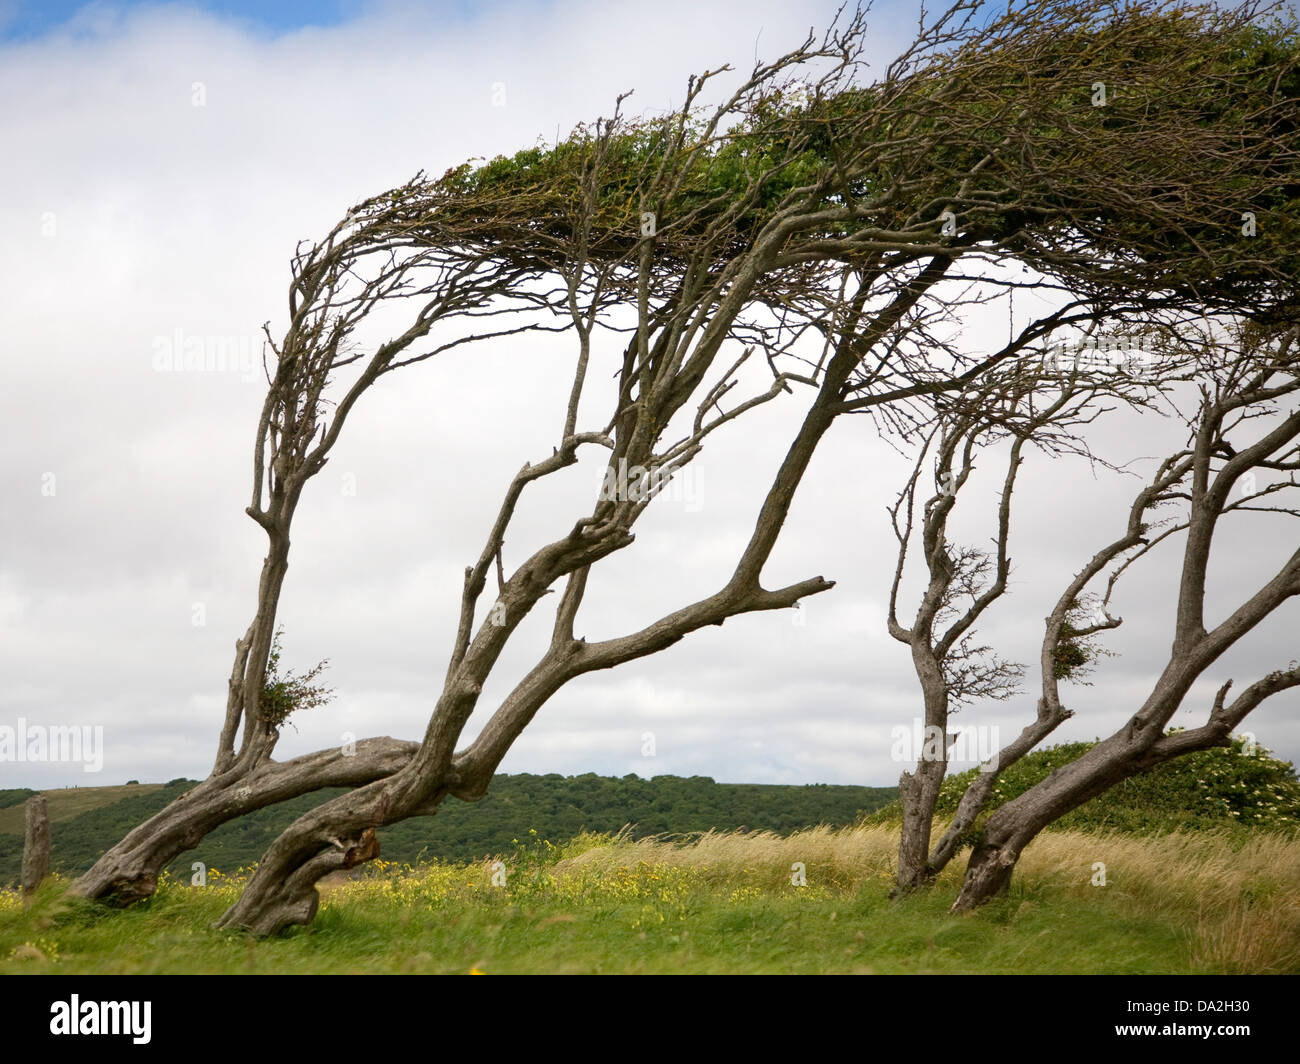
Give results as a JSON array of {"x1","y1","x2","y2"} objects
[
  {"x1": 1051, "y1": 597, "x2": 1119, "y2": 682},
  {"x1": 260, "y1": 628, "x2": 334, "y2": 731}
]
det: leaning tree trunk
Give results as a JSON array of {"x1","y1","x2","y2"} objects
[
  {"x1": 213, "y1": 595, "x2": 576, "y2": 934},
  {"x1": 213, "y1": 764, "x2": 451, "y2": 934},
  {"x1": 950, "y1": 729, "x2": 1167, "y2": 910},
  {"x1": 924, "y1": 695, "x2": 1074, "y2": 879},
  {"x1": 68, "y1": 738, "x2": 416, "y2": 904}
]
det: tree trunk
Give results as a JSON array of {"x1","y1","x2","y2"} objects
[
  {"x1": 894, "y1": 662, "x2": 950, "y2": 893},
  {"x1": 950, "y1": 730, "x2": 1165, "y2": 910},
  {"x1": 895, "y1": 756, "x2": 947, "y2": 892},
  {"x1": 21, "y1": 795, "x2": 51, "y2": 897},
  {"x1": 68, "y1": 738, "x2": 417, "y2": 904},
  {"x1": 213, "y1": 770, "x2": 448, "y2": 935}
]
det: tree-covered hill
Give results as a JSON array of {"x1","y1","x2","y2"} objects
[{"x1": 0, "y1": 790, "x2": 37, "y2": 811}]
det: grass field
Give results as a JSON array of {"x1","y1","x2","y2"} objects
[
  {"x1": 0, "y1": 785, "x2": 163, "y2": 835},
  {"x1": 3, "y1": 823, "x2": 1297, "y2": 974}
]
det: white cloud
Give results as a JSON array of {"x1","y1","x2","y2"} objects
[{"x1": 1, "y1": 0, "x2": 1296, "y2": 794}]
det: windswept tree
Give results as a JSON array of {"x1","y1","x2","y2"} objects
[
  {"x1": 73, "y1": 9, "x2": 877, "y2": 909},
  {"x1": 215, "y1": 0, "x2": 1298, "y2": 934},
  {"x1": 884, "y1": 349, "x2": 1167, "y2": 893},
  {"x1": 74, "y1": 0, "x2": 1300, "y2": 927},
  {"x1": 838, "y1": 0, "x2": 1300, "y2": 898},
  {"x1": 950, "y1": 318, "x2": 1300, "y2": 910}
]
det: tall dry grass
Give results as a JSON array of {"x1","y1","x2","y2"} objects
[
  {"x1": 558, "y1": 824, "x2": 903, "y2": 891},
  {"x1": 555, "y1": 823, "x2": 1300, "y2": 972}
]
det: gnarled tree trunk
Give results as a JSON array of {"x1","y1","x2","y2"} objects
[{"x1": 69, "y1": 738, "x2": 417, "y2": 904}]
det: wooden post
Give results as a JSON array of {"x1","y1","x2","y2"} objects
[{"x1": 21, "y1": 795, "x2": 50, "y2": 899}]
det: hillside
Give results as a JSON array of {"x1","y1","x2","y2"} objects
[
  {"x1": 0, "y1": 773, "x2": 897, "y2": 887},
  {"x1": 0, "y1": 784, "x2": 164, "y2": 835}
]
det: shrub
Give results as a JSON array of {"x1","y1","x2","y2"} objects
[{"x1": 868, "y1": 733, "x2": 1300, "y2": 836}]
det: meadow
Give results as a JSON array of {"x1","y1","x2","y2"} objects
[{"x1": 3, "y1": 822, "x2": 1297, "y2": 975}]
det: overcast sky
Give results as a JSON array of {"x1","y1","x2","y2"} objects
[{"x1": 1, "y1": 0, "x2": 1296, "y2": 793}]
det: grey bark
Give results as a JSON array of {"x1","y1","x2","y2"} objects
[{"x1": 68, "y1": 738, "x2": 417, "y2": 903}]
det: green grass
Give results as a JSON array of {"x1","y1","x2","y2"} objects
[
  {"x1": 0, "y1": 873, "x2": 1183, "y2": 975},
  {"x1": 4, "y1": 823, "x2": 1294, "y2": 974}
]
